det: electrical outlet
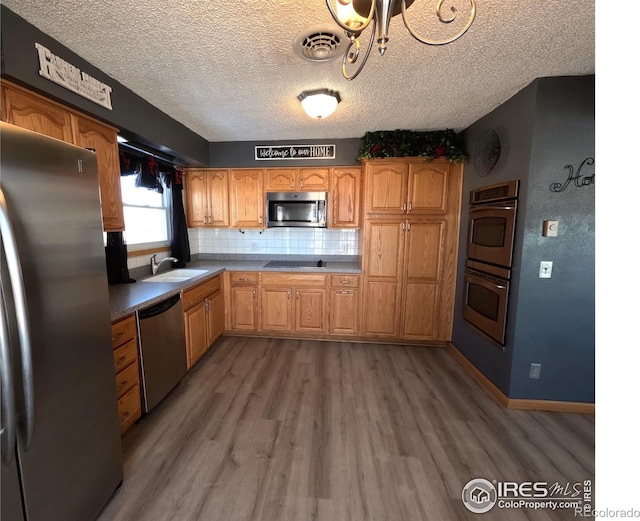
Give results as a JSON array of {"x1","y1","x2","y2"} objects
[
  {"x1": 251, "y1": 241, "x2": 258, "y2": 252},
  {"x1": 341, "y1": 243, "x2": 348, "y2": 253},
  {"x1": 539, "y1": 261, "x2": 553, "y2": 278},
  {"x1": 529, "y1": 363, "x2": 542, "y2": 379}
]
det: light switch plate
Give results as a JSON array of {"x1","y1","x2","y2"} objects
[
  {"x1": 539, "y1": 261, "x2": 553, "y2": 278},
  {"x1": 543, "y1": 220, "x2": 559, "y2": 237}
]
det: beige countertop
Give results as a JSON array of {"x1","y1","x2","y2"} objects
[{"x1": 109, "y1": 259, "x2": 361, "y2": 322}]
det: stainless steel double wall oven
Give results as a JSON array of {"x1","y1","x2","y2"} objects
[{"x1": 462, "y1": 180, "x2": 519, "y2": 347}]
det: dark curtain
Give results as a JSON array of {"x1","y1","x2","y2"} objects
[
  {"x1": 161, "y1": 167, "x2": 191, "y2": 267},
  {"x1": 105, "y1": 231, "x2": 135, "y2": 284}
]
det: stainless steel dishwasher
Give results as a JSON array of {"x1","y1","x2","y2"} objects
[{"x1": 136, "y1": 293, "x2": 187, "y2": 413}]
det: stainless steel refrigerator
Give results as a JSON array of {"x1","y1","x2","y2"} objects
[{"x1": 1, "y1": 123, "x2": 123, "y2": 521}]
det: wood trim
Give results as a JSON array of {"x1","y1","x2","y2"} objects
[
  {"x1": 127, "y1": 246, "x2": 171, "y2": 258},
  {"x1": 446, "y1": 342, "x2": 510, "y2": 407},
  {"x1": 447, "y1": 342, "x2": 595, "y2": 414}
]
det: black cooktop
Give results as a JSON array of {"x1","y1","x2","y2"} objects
[{"x1": 263, "y1": 260, "x2": 324, "y2": 268}]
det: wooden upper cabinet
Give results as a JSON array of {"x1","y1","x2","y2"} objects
[
  {"x1": 298, "y1": 168, "x2": 329, "y2": 191},
  {"x1": 265, "y1": 169, "x2": 296, "y2": 191},
  {"x1": 1, "y1": 82, "x2": 75, "y2": 143},
  {"x1": 407, "y1": 162, "x2": 449, "y2": 214},
  {"x1": 264, "y1": 168, "x2": 329, "y2": 192},
  {"x1": 229, "y1": 169, "x2": 264, "y2": 228},
  {"x1": 185, "y1": 170, "x2": 209, "y2": 227},
  {"x1": 1, "y1": 81, "x2": 126, "y2": 232},
  {"x1": 364, "y1": 159, "x2": 451, "y2": 217},
  {"x1": 72, "y1": 114, "x2": 125, "y2": 231},
  {"x1": 364, "y1": 163, "x2": 409, "y2": 215},
  {"x1": 185, "y1": 169, "x2": 229, "y2": 227},
  {"x1": 331, "y1": 167, "x2": 361, "y2": 228}
]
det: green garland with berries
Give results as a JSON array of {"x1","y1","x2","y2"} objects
[{"x1": 358, "y1": 129, "x2": 466, "y2": 163}]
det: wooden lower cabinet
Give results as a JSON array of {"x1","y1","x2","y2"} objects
[
  {"x1": 185, "y1": 301, "x2": 208, "y2": 367},
  {"x1": 111, "y1": 315, "x2": 141, "y2": 435},
  {"x1": 183, "y1": 275, "x2": 224, "y2": 368},
  {"x1": 228, "y1": 272, "x2": 260, "y2": 331},
  {"x1": 329, "y1": 274, "x2": 360, "y2": 335},
  {"x1": 258, "y1": 273, "x2": 327, "y2": 335}
]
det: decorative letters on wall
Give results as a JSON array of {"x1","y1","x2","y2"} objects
[{"x1": 549, "y1": 157, "x2": 595, "y2": 193}]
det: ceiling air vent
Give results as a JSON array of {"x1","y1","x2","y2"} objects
[{"x1": 293, "y1": 24, "x2": 347, "y2": 62}]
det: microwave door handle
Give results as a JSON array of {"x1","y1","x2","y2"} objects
[
  {"x1": 0, "y1": 290, "x2": 17, "y2": 465},
  {"x1": 0, "y1": 188, "x2": 34, "y2": 451}
]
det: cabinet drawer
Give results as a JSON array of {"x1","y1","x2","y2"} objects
[
  {"x1": 111, "y1": 315, "x2": 136, "y2": 348},
  {"x1": 118, "y1": 384, "x2": 141, "y2": 434},
  {"x1": 330, "y1": 274, "x2": 360, "y2": 287},
  {"x1": 230, "y1": 271, "x2": 259, "y2": 285},
  {"x1": 262, "y1": 272, "x2": 326, "y2": 287},
  {"x1": 183, "y1": 274, "x2": 221, "y2": 310},
  {"x1": 115, "y1": 359, "x2": 139, "y2": 398},
  {"x1": 113, "y1": 339, "x2": 138, "y2": 373}
]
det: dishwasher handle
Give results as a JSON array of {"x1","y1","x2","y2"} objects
[{"x1": 138, "y1": 293, "x2": 182, "y2": 320}]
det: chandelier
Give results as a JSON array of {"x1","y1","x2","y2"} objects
[{"x1": 325, "y1": 0, "x2": 477, "y2": 80}]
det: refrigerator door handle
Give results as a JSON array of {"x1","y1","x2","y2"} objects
[
  {"x1": 0, "y1": 290, "x2": 17, "y2": 465},
  {"x1": 0, "y1": 187, "x2": 35, "y2": 451}
]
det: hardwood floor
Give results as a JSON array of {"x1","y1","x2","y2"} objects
[{"x1": 97, "y1": 337, "x2": 595, "y2": 521}]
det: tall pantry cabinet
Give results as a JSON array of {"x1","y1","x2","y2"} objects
[{"x1": 360, "y1": 158, "x2": 463, "y2": 342}]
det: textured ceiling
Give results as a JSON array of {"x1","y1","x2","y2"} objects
[{"x1": 1, "y1": 0, "x2": 595, "y2": 142}]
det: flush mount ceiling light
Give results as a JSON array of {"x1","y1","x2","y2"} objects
[
  {"x1": 325, "y1": 0, "x2": 477, "y2": 80},
  {"x1": 297, "y1": 89, "x2": 341, "y2": 119}
]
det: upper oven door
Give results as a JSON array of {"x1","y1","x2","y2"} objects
[{"x1": 467, "y1": 201, "x2": 517, "y2": 268}]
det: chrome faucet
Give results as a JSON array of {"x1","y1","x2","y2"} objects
[{"x1": 150, "y1": 254, "x2": 179, "y2": 275}]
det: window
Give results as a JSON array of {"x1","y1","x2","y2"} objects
[{"x1": 120, "y1": 175, "x2": 170, "y2": 249}]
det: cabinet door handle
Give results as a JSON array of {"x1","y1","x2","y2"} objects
[
  {"x1": 341, "y1": 279, "x2": 350, "y2": 284},
  {"x1": 258, "y1": 215, "x2": 262, "y2": 224},
  {"x1": 407, "y1": 222, "x2": 411, "y2": 231},
  {"x1": 300, "y1": 179, "x2": 304, "y2": 188},
  {"x1": 239, "y1": 278, "x2": 249, "y2": 282},
  {"x1": 253, "y1": 289, "x2": 256, "y2": 299},
  {"x1": 408, "y1": 202, "x2": 413, "y2": 211},
  {"x1": 291, "y1": 179, "x2": 295, "y2": 188},
  {"x1": 296, "y1": 291, "x2": 300, "y2": 300},
  {"x1": 402, "y1": 203, "x2": 407, "y2": 212},
  {"x1": 339, "y1": 290, "x2": 352, "y2": 295},
  {"x1": 287, "y1": 290, "x2": 291, "y2": 300},
  {"x1": 402, "y1": 222, "x2": 406, "y2": 231}
]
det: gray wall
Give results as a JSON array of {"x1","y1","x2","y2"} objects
[
  {"x1": 0, "y1": 6, "x2": 209, "y2": 166},
  {"x1": 452, "y1": 75, "x2": 595, "y2": 403},
  {"x1": 209, "y1": 138, "x2": 362, "y2": 168},
  {"x1": 452, "y1": 82, "x2": 538, "y2": 395},
  {"x1": 509, "y1": 76, "x2": 595, "y2": 402}
]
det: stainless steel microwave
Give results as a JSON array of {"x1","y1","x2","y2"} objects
[{"x1": 266, "y1": 192, "x2": 327, "y2": 228}]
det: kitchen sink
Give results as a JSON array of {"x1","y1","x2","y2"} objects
[{"x1": 141, "y1": 269, "x2": 209, "y2": 283}]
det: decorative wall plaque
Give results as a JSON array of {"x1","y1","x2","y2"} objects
[
  {"x1": 255, "y1": 145, "x2": 336, "y2": 160},
  {"x1": 35, "y1": 43, "x2": 113, "y2": 110}
]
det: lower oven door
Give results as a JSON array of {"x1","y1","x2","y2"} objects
[{"x1": 462, "y1": 269, "x2": 510, "y2": 347}]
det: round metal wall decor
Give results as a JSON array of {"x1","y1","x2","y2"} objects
[{"x1": 474, "y1": 128, "x2": 501, "y2": 177}]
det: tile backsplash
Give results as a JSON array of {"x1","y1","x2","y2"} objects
[
  {"x1": 127, "y1": 228, "x2": 360, "y2": 272},
  {"x1": 189, "y1": 227, "x2": 360, "y2": 256}
]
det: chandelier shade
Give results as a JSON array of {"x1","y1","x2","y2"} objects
[
  {"x1": 297, "y1": 89, "x2": 341, "y2": 119},
  {"x1": 325, "y1": 0, "x2": 477, "y2": 80}
]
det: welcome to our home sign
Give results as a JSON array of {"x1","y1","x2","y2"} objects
[
  {"x1": 35, "y1": 43, "x2": 113, "y2": 110},
  {"x1": 255, "y1": 145, "x2": 336, "y2": 161}
]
